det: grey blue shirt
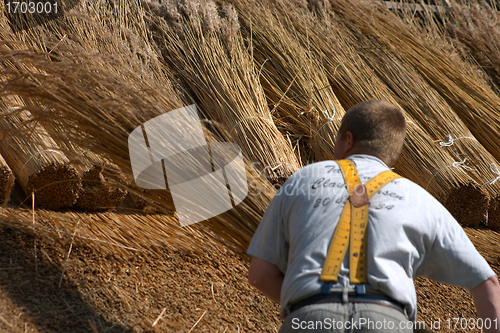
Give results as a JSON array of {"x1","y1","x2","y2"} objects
[{"x1": 247, "y1": 154, "x2": 495, "y2": 321}]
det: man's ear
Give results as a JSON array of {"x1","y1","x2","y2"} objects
[{"x1": 344, "y1": 131, "x2": 355, "y2": 153}]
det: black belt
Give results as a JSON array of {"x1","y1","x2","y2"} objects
[{"x1": 289, "y1": 292, "x2": 406, "y2": 315}]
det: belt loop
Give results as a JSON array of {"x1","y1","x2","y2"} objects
[
  {"x1": 342, "y1": 287, "x2": 348, "y2": 303},
  {"x1": 355, "y1": 284, "x2": 366, "y2": 294},
  {"x1": 322, "y1": 282, "x2": 332, "y2": 294}
]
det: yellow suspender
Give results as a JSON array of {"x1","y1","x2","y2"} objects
[{"x1": 319, "y1": 159, "x2": 402, "y2": 284}]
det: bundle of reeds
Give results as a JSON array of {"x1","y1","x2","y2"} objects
[
  {"x1": 320, "y1": 4, "x2": 500, "y2": 228},
  {"x1": 0, "y1": 27, "x2": 130, "y2": 213},
  {"x1": 67, "y1": 150, "x2": 128, "y2": 212},
  {"x1": 0, "y1": 23, "x2": 277, "y2": 255},
  {"x1": 0, "y1": 7, "x2": 86, "y2": 210},
  {"x1": 328, "y1": 0, "x2": 500, "y2": 166},
  {"x1": 394, "y1": 0, "x2": 500, "y2": 229},
  {"x1": 0, "y1": 153, "x2": 14, "y2": 205},
  {"x1": 145, "y1": 0, "x2": 301, "y2": 181},
  {"x1": 258, "y1": 0, "x2": 477, "y2": 202},
  {"x1": 488, "y1": 200, "x2": 500, "y2": 231},
  {"x1": 0, "y1": 99, "x2": 82, "y2": 210},
  {"x1": 233, "y1": 1, "x2": 343, "y2": 164}
]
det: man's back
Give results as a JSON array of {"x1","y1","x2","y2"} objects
[
  {"x1": 247, "y1": 100, "x2": 499, "y2": 332},
  {"x1": 248, "y1": 154, "x2": 494, "y2": 322}
]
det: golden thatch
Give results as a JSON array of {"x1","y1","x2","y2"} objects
[
  {"x1": 1, "y1": 0, "x2": 500, "y2": 330},
  {"x1": 148, "y1": 0, "x2": 301, "y2": 181}
]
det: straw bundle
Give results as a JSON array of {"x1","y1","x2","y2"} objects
[
  {"x1": 10, "y1": 98, "x2": 130, "y2": 212},
  {"x1": 69, "y1": 151, "x2": 128, "y2": 212},
  {"x1": 0, "y1": 24, "x2": 277, "y2": 255},
  {"x1": 259, "y1": 1, "x2": 475, "y2": 200},
  {"x1": 397, "y1": 0, "x2": 500, "y2": 229},
  {"x1": 146, "y1": 0, "x2": 301, "y2": 181},
  {"x1": 489, "y1": 200, "x2": 500, "y2": 232},
  {"x1": 0, "y1": 17, "x2": 131, "y2": 211},
  {"x1": 329, "y1": 1, "x2": 500, "y2": 166},
  {"x1": 0, "y1": 100, "x2": 81, "y2": 210},
  {"x1": 0, "y1": 153, "x2": 14, "y2": 205},
  {"x1": 322, "y1": 3, "x2": 500, "y2": 227},
  {"x1": 233, "y1": 1, "x2": 343, "y2": 164},
  {"x1": 360, "y1": 52, "x2": 497, "y2": 227},
  {"x1": 0, "y1": 6, "x2": 86, "y2": 210}
]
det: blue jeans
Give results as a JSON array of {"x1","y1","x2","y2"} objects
[{"x1": 279, "y1": 302, "x2": 413, "y2": 332}]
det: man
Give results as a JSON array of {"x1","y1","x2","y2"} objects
[{"x1": 247, "y1": 100, "x2": 500, "y2": 332}]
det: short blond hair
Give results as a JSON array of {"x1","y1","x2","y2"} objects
[{"x1": 337, "y1": 100, "x2": 406, "y2": 167}]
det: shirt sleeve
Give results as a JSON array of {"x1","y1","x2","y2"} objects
[
  {"x1": 246, "y1": 191, "x2": 289, "y2": 274},
  {"x1": 415, "y1": 208, "x2": 495, "y2": 291}
]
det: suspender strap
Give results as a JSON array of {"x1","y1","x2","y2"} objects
[{"x1": 320, "y1": 159, "x2": 401, "y2": 283}]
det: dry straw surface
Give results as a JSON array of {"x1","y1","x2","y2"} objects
[
  {"x1": 1, "y1": 0, "x2": 500, "y2": 332},
  {"x1": 0, "y1": 223, "x2": 282, "y2": 333},
  {"x1": 1, "y1": 210, "x2": 499, "y2": 333}
]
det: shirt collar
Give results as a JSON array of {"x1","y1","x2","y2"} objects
[{"x1": 346, "y1": 154, "x2": 390, "y2": 170}]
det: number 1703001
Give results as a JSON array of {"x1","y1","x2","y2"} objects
[{"x1": 5, "y1": 1, "x2": 58, "y2": 14}]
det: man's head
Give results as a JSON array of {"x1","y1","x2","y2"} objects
[{"x1": 333, "y1": 100, "x2": 406, "y2": 167}]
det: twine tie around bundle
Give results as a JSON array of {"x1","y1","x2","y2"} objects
[
  {"x1": 318, "y1": 92, "x2": 342, "y2": 133},
  {"x1": 74, "y1": 149, "x2": 90, "y2": 160},
  {"x1": 426, "y1": 158, "x2": 472, "y2": 190},
  {"x1": 451, "y1": 158, "x2": 473, "y2": 171},
  {"x1": 68, "y1": 149, "x2": 90, "y2": 167},
  {"x1": 439, "y1": 134, "x2": 478, "y2": 147},
  {"x1": 20, "y1": 149, "x2": 66, "y2": 175},
  {"x1": 481, "y1": 163, "x2": 500, "y2": 186},
  {"x1": 4, "y1": 106, "x2": 23, "y2": 115}
]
